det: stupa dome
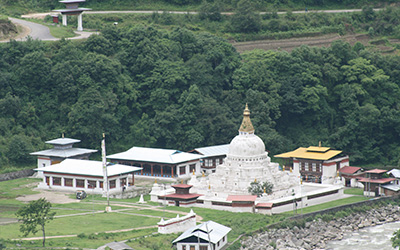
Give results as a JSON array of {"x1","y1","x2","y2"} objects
[
  {"x1": 228, "y1": 104, "x2": 266, "y2": 157},
  {"x1": 229, "y1": 134, "x2": 266, "y2": 157}
]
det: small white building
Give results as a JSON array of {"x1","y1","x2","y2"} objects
[
  {"x1": 107, "y1": 147, "x2": 202, "y2": 179},
  {"x1": 30, "y1": 137, "x2": 97, "y2": 177},
  {"x1": 172, "y1": 221, "x2": 231, "y2": 250},
  {"x1": 189, "y1": 144, "x2": 229, "y2": 174},
  {"x1": 35, "y1": 159, "x2": 141, "y2": 195}
]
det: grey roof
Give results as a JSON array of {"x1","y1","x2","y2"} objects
[
  {"x1": 173, "y1": 221, "x2": 231, "y2": 245},
  {"x1": 30, "y1": 148, "x2": 97, "y2": 158},
  {"x1": 34, "y1": 159, "x2": 141, "y2": 177},
  {"x1": 45, "y1": 138, "x2": 80, "y2": 145},
  {"x1": 192, "y1": 144, "x2": 230, "y2": 157},
  {"x1": 107, "y1": 147, "x2": 202, "y2": 164},
  {"x1": 388, "y1": 169, "x2": 400, "y2": 178},
  {"x1": 382, "y1": 183, "x2": 400, "y2": 192}
]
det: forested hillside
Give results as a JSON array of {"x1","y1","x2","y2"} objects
[{"x1": 1, "y1": 25, "x2": 400, "y2": 169}]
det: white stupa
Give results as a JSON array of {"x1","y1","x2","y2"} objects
[{"x1": 191, "y1": 104, "x2": 300, "y2": 199}]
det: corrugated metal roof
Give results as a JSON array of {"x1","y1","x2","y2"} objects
[
  {"x1": 365, "y1": 169, "x2": 387, "y2": 174},
  {"x1": 107, "y1": 147, "x2": 202, "y2": 164},
  {"x1": 192, "y1": 144, "x2": 230, "y2": 157},
  {"x1": 339, "y1": 166, "x2": 361, "y2": 174},
  {"x1": 274, "y1": 147, "x2": 342, "y2": 160},
  {"x1": 45, "y1": 138, "x2": 81, "y2": 145},
  {"x1": 30, "y1": 148, "x2": 98, "y2": 158},
  {"x1": 173, "y1": 221, "x2": 231, "y2": 244},
  {"x1": 356, "y1": 177, "x2": 395, "y2": 184},
  {"x1": 388, "y1": 169, "x2": 400, "y2": 178},
  {"x1": 34, "y1": 159, "x2": 141, "y2": 177},
  {"x1": 382, "y1": 183, "x2": 400, "y2": 192}
]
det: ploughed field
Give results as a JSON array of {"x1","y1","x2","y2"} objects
[{"x1": 232, "y1": 33, "x2": 400, "y2": 53}]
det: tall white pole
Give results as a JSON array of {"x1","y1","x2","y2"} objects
[
  {"x1": 77, "y1": 13, "x2": 83, "y2": 31},
  {"x1": 102, "y1": 133, "x2": 111, "y2": 211},
  {"x1": 62, "y1": 14, "x2": 67, "y2": 26}
]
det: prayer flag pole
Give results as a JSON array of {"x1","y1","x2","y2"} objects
[{"x1": 102, "y1": 133, "x2": 111, "y2": 212}]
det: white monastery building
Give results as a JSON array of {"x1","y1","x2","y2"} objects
[
  {"x1": 35, "y1": 159, "x2": 141, "y2": 195},
  {"x1": 189, "y1": 144, "x2": 229, "y2": 174},
  {"x1": 107, "y1": 147, "x2": 202, "y2": 179},
  {"x1": 30, "y1": 136, "x2": 97, "y2": 177}
]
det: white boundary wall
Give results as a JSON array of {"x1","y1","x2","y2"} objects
[{"x1": 158, "y1": 209, "x2": 197, "y2": 234}]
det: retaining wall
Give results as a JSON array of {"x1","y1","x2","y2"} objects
[{"x1": 0, "y1": 169, "x2": 35, "y2": 182}]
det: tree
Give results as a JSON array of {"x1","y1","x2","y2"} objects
[
  {"x1": 248, "y1": 180, "x2": 273, "y2": 197},
  {"x1": 230, "y1": 0, "x2": 261, "y2": 33},
  {"x1": 15, "y1": 198, "x2": 56, "y2": 247},
  {"x1": 392, "y1": 229, "x2": 400, "y2": 248}
]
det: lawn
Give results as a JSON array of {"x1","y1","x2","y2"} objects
[
  {"x1": 344, "y1": 188, "x2": 364, "y2": 196},
  {"x1": 282, "y1": 195, "x2": 370, "y2": 215}
]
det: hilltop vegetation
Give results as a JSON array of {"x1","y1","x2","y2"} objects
[
  {"x1": 0, "y1": 0, "x2": 395, "y2": 16},
  {"x1": 1, "y1": 25, "x2": 400, "y2": 170}
]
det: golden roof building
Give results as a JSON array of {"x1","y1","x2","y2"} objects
[{"x1": 275, "y1": 145, "x2": 349, "y2": 184}]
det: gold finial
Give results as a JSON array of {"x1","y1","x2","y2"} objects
[
  {"x1": 283, "y1": 166, "x2": 285, "y2": 171},
  {"x1": 181, "y1": 179, "x2": 183, "y2": 184},
  {"x1": 263, "y1": 187, "x2": 266, "y2": 193},
  {"x1": 290, "y1": 167, "x2": 292, "y2": 173},
  {"x1": 202, "y1": 171, "x2": 205, "y2": 177},
  {"x1": 239, "y1": 104, "x2": 255, "y2": 134},
  {"x1": 208, "y1": 184, "x2": 211, "y2": 190},
  {"x1": 337, "y1": 170, "x2": 339, "y2": 177},
  {"x1": 103, "y1": 133, "x2": 105, "y2": 139},
  {"x1": 154, "y1": 178, "x2": 157, "y2": 184},
  {"x1": 62, "y1": 133, "x2": 64, "y2": 138},
  {"x1": 254, "y1": 178, "x2": 257, "y2": 183},
  {"x1": 319, "y1": 141, "x2": 321, "y2": 147},
  {"x1": 193, "y1": 169, "x2": 195, "y2": 175},
  {"x1": 300, "y1": 178, "x2": 303, "y2": 184}
]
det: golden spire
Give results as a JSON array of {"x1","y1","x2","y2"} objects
[
  {"x1": 192, "y1": 169, "x2": 195, "y2": 175},
  {"x1": 239, "y1": 103, "x2": 254, "y2": 134},
  {"x1": 154, "y1": 178, "x2": 157, "y2": 184}
]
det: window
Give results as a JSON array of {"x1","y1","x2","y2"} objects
[
  {"x1": 305, "y1": 162, "x2": 309, "y2": 171},
  {"x1": 182, "y1": 246, "x2": 186, "y2": 250},
  {"x1": 312, "y1": 163, "x2": 316, "y2": 172},
  {"x1": 99, "y1": 181, "x2": 103, "y2": 188},
  {"x1": 53, "y1": 177, "x2": 61, "y2": 186},
  {"x1": 109, "y1": 180, "x2": 116, "y2": 189},
  {"x1": 76, "y1": 179, "x2": 84, "y2": 188},
  {"x1": 190, "y1": 164, "x2": 196, "y2": 173},
  {"x1": 65, "y1": 178, "x2": 73, "y2": 187},
  {"x1": 180, "y1": 166, "x2": 186, "y2": 175},
  {"x1": 190, "y1": 246, "x2": 195, "y2": 250},
  {"x1": 200, "y1": 246, "x2": 208, "y2": 250},
  {"x1": 88, "y1": 180, "x2": 96, "y2": 189}
]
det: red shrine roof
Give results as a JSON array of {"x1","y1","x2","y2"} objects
[
  {"x1": 226, "y1": 195, "x2": 257, "y2": 202},
  {"x1": 365, "y1": 169, "x2": 387, "y2": 174},
  {"x1": 160, "y1": 193, "x2": 202, "y2": 200},
  {"x1": 339, "y1": 166, "x2": 361, "y2": 174},
  {"x1": 172, "y1": 184, "x2": 193, "y2": 189},
  {"x1": 255, "y1": 203, "x2": 273, "y2": 208},
  {"x1": 356, "y1": 177, "x2": 395, "y2": 184}
]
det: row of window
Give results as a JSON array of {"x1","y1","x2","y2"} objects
[
  {"x1": 48, "y1": 177, "x2": 120, "y2": 189},
  {"x1": 300, "y1": 162, "x2": 322, "y2": 172},
  {"x1": 203, "y1": 158, "x2": 223, "y2": 167}
]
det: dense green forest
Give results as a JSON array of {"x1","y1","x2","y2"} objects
[{"x1": 1, "y1": 23, "x2": 400, "y2": 169}]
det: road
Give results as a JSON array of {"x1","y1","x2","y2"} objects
[{"x1": 3, "y1": 17, "x2": 95, "y2": 42}]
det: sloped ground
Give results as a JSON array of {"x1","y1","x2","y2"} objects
[{"x1": 232, "y1": 33, "x2": 400, "y2": 53}]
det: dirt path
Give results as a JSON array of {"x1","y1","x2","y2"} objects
[{"x1": 16, "y1": 189, "x2": 80, "y2": 204}]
